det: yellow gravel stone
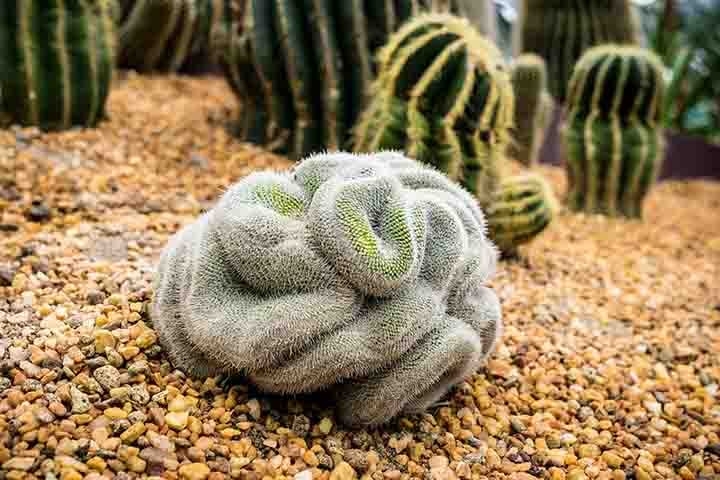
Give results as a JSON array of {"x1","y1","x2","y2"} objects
[
  {"x1": 120, "y1": 423, "x2": 146, "y2": 444},
  {"x1": 179, "y1": 462, "x2": 211, "y2": 480},
  {"x1": 165, "y1": 411, "x2": 189, "y2": 431}
]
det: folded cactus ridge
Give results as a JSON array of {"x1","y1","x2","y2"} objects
[{"x1": 151, "y1": 151, "x2": 503, "y2": 426}]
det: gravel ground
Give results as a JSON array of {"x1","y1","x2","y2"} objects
[{"x1": 1, "y1": 73, "x2": 719, "y2": 480}]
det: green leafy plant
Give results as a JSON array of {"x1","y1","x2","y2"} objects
[{"x1": 637, "y1": 0, "x2": 720, "y2": 142}]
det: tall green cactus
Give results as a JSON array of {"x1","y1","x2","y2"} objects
[
  {"x1": 432, "y1": 0, "x2": 497, "y2": 41},
  {"x1": 117, "y1": 0, "x2": 226, "y2": 73},
  {"x1": 0, "y1": 0, "x2": 115, "y2": 130},
  {"x1": 510, "y1": 54, "x2": 553, "y2": 167},
  {"x1": 353, "y1": 13, "x2": 514, "y2": 203},
  {"x1": 485, "y1": 173, "x2": 555, "y2": 257},
  {"x1": 563, "y1": 45, "x2": 665, "y2": 218},
  {"x1": 213, "y1": 0, "x2": 498, "y2": 161},
  {"x1": 515, "y1": 0, "x2": 640, "y2": 101}
]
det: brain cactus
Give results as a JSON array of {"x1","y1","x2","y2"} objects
[
  {"x1": 116, "y1": 0, "x2": 226, "y2": 73},
  {"x1": 510, "y1": 54, "x2": 553, "y2": 167},
  {"x1": 515, "y1": 0, "x2": 640, "y2": 101},
  {"x1": 563, "y1": 45, "x2": 665, "y2": 218},
  {"x1": 485, "y1": 173, "x2": 556, "y2": 257},
  {"x1": 151, "y1": 151, "x2": 502, "y2": 426},
  {"x1": 353, "y1": 13, "x2": 514, "y2": 205},
  {"x1": 0, "y1": 0, "x2": 115, "y2": 130}
]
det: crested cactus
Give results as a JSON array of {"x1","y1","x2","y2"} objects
[
  {"x1": 353, "y1": 13, "x2": 514, "y2": 205},
  {"x1": 0, "y1": 0, "x2": 115, "y2": 130},
  {"x1": 563, "y1": 45, "x2": 665, "y2": 218},
  {"x1": 151, "y1": 151, "x2": 502, "y2": 427},
  {"x1": 116, "y1": 0, "x2": 226, "y2": 73},
  {"x1": 485, "y1": 173, "x2": 555, "y2": 257},
  {"x1": 510, "y1": 54, "x2": 553, "y2": 167},
  {"x1": 515, "y1": 0, "x2": 640, "y2": 101}
]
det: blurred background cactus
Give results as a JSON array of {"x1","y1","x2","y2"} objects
[
  {"x1": 514, "y1": 0, "x2": 641, "y2": 102},
  {"x1": 353, "y1": 13, "x2": 555, "y2": 255},
  {"x1": 213, "y1": 0, "x2": 505, "y2": 161},
  {"x1": 509, "y1": 53, "x2": 552, "y2": 166},
  {"x1": 116, "y1": 0, "x2": 226, "y2": 73},
  {"x1": 0, "y1": 0, "x2": 116, "y2": 130},
  {"x1": 353, "y1": 13, "x2": 514, "y2": 203},
  {"x1": 485, "y1": 173, "x2": 555, "y2": 257},
  {"x1": 563, "y1": 45, "x2": 666, "y2": 218}
]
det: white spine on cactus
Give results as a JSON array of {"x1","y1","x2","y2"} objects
[{"x1": 151, "y1": 151, "x2": 502, "y2": 427}]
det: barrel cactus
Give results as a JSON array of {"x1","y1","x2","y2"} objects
[
  {"x1": 0, "y1": 0, "x2": 115, "y2": 130},
  {"x1": 353, "y1": 13, "x2": 514, "y2": 205},
  {"x1": 213, "y1": 0, "x2": 498, "y2": 160},
  {"x1": 510, "y1": 54, "x2": 553, "y2": 167},
  {"x1": 515, "y1": 0, "x2": 640, "y2": 101},
  {"x1": 563, "y1": 45, "x2": 665, "y2": 218},
  {"x1": 151, "y1": 151, "x2": 502, "y2": 427},
  {"x1": 485, "y1": 173, "x2": 556, "y2": 257},
  {"x1": 116, "y1": 0, "x2": 226, "y2": 73}
]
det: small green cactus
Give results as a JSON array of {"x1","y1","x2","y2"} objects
[
  {"x1": 116, "y1": 0, "x2": 225, "y2": 73},
  {"x1": 510, "y1": 54, "x2": 553, "y2": 167},
  {"x1": 151, "y1": 151, "x2": 502, "y2": 427},
  {"x1": 515, "y1": 0, "x2": 640, "y2": 101},
  {"x1": 353, "y1": 13, "x2": 514, "y2": 204},
  {"x1": 0, "y1": 0, "x2": 115, "y2": 130},
  {"x1": 563, "y1": 45, "x2": 666, "y2": 218},
  {"x1": 485, "y1": 173, "x2": 556, "y2": 257}
]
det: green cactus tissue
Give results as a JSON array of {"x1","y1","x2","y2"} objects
[{"x1": 151, "y1": 151, "x2": 502, "y2": 426}]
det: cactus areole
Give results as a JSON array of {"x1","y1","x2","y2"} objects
[{"x1": 151, "y1": 151, "x2": 502, "y2": 427}]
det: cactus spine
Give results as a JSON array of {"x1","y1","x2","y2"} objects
[
  {"x1": 0, "y1": 0, "x2": 115, "y2": 130},
  {"x1": 515, "y1": 0, "x2": 640, "y2": 101},
  {"x1": 510, "y1": 54, "x2": 553, "y2": 167},
  {"x1": 563, "y1": 45, "x2": 665, "y2": 218},
  {"x1": 117, "y1": 0, "x2": 226, "y2": 73},
  {"x1": 353, "y1": 13, "x2": 514, "y2": 202},
  {"x1": 485, "y1": 173, "x2": 555, "y2": 257}
]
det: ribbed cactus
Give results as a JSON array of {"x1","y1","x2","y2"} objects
[
  {"x1": 152, "y1": 151, "x2": 502, "y2": 427},
  {"x1": 510, "y1": 54, "x2": 553, "y2": 167},
  {"x1": 353, "y1": 13, "x2": 514, "y2": 204},
  {"x1": 485, "y1": 173, "x2": 555, "y2": 257},
  {"x1": 515, "y1": 0, "x2": 640, "y2": 101},
  {"x1": 0, "y1": 0, "x2": 115, "y2": 130},
  {"x1": 213, "y1": 1, "x2": 498, "y2": 160},
  {"x1": 563, "y1": 45, "x2": 665, "y2": 218},
  {"x1": 214, "y1": 0, "x2": 400, "y2": 159},
  {"x1": 116, "y1": 0, "x2": 226, "y2": 73}
]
